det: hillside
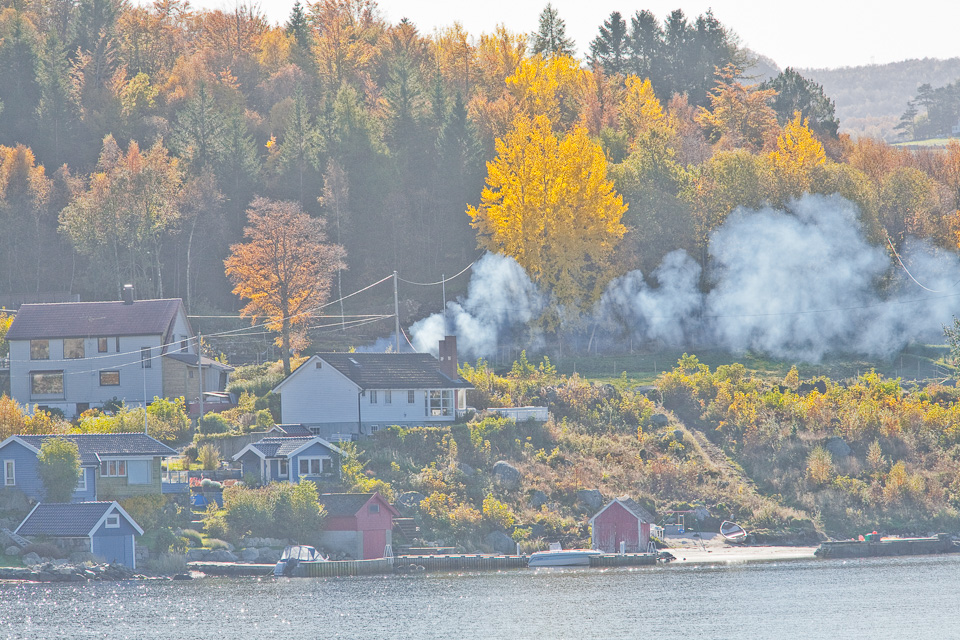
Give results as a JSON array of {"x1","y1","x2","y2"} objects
[{"x1": 800, "y1": 58, "x2": 960, "y2": 140}]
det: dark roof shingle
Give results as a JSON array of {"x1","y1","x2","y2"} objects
[
  {"x1": 617, "y1": 497, "x2": 655, "y2": 523},
  {"x1": 6, "y1": 299, "x2": 184, "y2": 340},
  {"x1": 16, "y1": 502, "x2": 115, "y2": 537},
  {"x1": 16, "y1": 433, "x2": 176, "y2": 466},
  {"x1": 312, "y1": 353, "x2": 472, "y2": 389},
  {"x1": 318, "y1": 493, "x2": 376, "y2": 517}
]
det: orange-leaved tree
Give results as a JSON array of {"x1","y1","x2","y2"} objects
[
  {"x1": 468, "y1": 114, "x2": 627, "y2": 326},
  {"x1": 225, "y1": 197, "x2": 346, "y2": 374}
]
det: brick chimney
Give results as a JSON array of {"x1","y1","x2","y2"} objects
[{"x1": 438, "y1": 335, "x2": 458, "y2": 378}]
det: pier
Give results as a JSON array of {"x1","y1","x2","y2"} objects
[{"x1": 815, "y1": 534, "x2": 957, "y2": 559}]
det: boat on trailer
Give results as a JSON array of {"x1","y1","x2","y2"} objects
[
  {"x1": 528, "y1": 542, "x2": 601, "y2": 568},
  {"x1": 720, "y1": 520, "x2": 748, "y2": 543}
]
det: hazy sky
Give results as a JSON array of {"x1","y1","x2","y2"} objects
[{"x1": 184, "y1": 0, "x2": 960, "y2": 70}]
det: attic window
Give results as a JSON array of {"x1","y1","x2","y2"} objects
[
  {"x1": 369, "y1": 503, "x2": 380, "y2": 513},
  {"x1": 105, "y1": 514, "x2": 120, "y2": 529},
  {"x1": 315, "y1": 361, "x2": 322, "y2": 369}
]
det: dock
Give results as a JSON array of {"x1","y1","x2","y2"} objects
[
  {"x1": 590, "y1": 553, "x2": 657, "y2": 567},
  {"x1": 815, "y1": 534, "x2": 957, "y2": 559}
]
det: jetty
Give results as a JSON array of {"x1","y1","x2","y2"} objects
[{"x1": 815, "y1": 534, "x2": 957, "y2": 559}]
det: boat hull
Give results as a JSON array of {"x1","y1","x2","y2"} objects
[{"x1": 528, "y1": 550, "x2": 600, "y2": 568}]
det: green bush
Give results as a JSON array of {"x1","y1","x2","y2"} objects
[
  {"x1": 180, "y1": 528, "x2": 204, "y2": 547},
  {"x1": 206, "y1": 538, "x2": 230, "y2": 551},
  {"x1": 198, "y1": 413, "x2": 232, "y2": 435}
]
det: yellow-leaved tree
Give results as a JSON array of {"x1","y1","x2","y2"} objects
[
  {"x1": 769, "y1": 111, "x2": 826, "y2": 203},
  {"x1": 619, "y1": 76, "x2": 670, "y2": 144},
  {"x1": 468, "y1": 114, "x2": 627, "y2": 325}
]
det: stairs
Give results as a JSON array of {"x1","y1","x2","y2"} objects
[
  {"x1": 1, "y1": 527, "x2": 30, "y2": 549},
  {"x1": 392, "y1": 518, "x2": 419, "y2": 553}
]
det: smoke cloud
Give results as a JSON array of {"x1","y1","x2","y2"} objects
[
  {"x1": 408, "y1": 194, "x2": 960, "y2": 362},
  {"x1": 409, "y1": 253, "x2": 545, "y2": 358}
]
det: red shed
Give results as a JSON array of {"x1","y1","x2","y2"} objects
[
  {"x1": 589, "y1": 496, "x2": 656, "y2": 553},
  {"x1": 318, "y1": 492, "x2": 400, "y2": 560}
]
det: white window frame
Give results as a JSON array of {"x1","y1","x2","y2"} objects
[
  {"x1": 141, "y1": 346, "x2": 152, "y2": 368},
  {"x1": 384, "y1": 390, "x2": 392, "y2": 404},
  {"x1": 369, "y1": 390, "x2": 377, "y2": 404},
  {"x1": 408, "y1": 390, "x2": 415, "y2": 403},
  {"x1": 63, "y1": 337, "x2": 85, "y2": 359},
  {"x1": 279, "y1": 459, "x2": 289, "y2": 478},
  {"x1": 99, "y1": 370, "x2": 120, "y2": 386},
  {"x1": 76, "y1": 468, "x2": 86, "y2": 492},
  {"x1": 298, "y1": 456, "x2": 330, "y2": 477},
  {"x1": 3, "y1": 460, "x2": 14, "y2": 486},
  {"x1": 101, "y1": 460, "x2": 127, "y2": 477},
  {"x1": 105, "y1": 514, "x2": 120, "y2": 529}
]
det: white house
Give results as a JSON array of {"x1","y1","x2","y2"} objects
[
  {"x1": 5, "y1": 286, "x2": 231, "y2": 419},
  {"x1": 274, "y1": 336, "x2": 473, "y2": 440}
]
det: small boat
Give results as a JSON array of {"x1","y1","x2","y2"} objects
[
  {"x1": 720, "y1": 520, "x2": 748, "y2": 543},
  {"x1": 274, "y1": 545, "x2": 326, "y2": 577},
  {"x1": 527, "y1": 542, "x2": 601, "y2": 568}
]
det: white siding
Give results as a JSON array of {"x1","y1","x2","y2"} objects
[{"x1": 279, "y1": 358, "x2": 361, "y2": 425}]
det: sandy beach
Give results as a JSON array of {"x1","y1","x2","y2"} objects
[{"x1": 661, "y1": 531, "x2": 817, "y2": 565}]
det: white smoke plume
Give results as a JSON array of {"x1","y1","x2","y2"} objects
[{"x1": 409, "y1": 253, "x2": 545, "y2": 358}]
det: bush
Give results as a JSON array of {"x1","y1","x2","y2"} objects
[
  {"x1": 180, "y1": 528, "x2": 204, "y2": 547},
  {"x1": 198, "y1": 443, "x2": 221, "y2": 470},
  {"x1": 198, "y1": 413, "x2": 232, "y2": 435},
  {"x1": 206, "y1": 538, "x2": 230, "y2": 551},
  {"x1": 146, "y1": 527, "x2": 187, "y2": 553},
  {"x1": 22, "y1": 542, "x2": 67, "y2": 560},
  {"x1": 202, "y1": 504, "x2": 229, "y2": 539},
  {"x1": 147, "y1": 552, "x2": 187, "y2": 574}
]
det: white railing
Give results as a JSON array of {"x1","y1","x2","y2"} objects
[{"x1": 489, "y1": 406, "x2": 549, "y2": 422}]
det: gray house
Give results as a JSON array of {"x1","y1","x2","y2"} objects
[{"x1": 5, "y1": 287, "x2": 231, "y2": 419}]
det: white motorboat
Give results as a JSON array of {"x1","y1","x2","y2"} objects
[
  {"x1": 527, "y1": 542, "x2": 601, "y2": 568},
  {"x1": 274, "y1": 545, "x2": 326, "y2": 577}
]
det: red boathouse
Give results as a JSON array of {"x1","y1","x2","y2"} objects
[
  {"x1": 589, "y1": 496, "x2": 656, "y2": 553},
  {"x1": 318, "y1": 492, "x2": 400, "y2": 560}
]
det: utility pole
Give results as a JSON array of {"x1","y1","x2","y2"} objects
[
  {"x1": 198, "y1": 332, "x2": 204, "y2": 425},
  {"x1": 393, "y1": 271, "x2": 401, "y2": 353}
]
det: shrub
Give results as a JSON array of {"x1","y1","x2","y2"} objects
[
  {"x1": 147, "y1": 552, "x2": 187, "y2": 573},
  {"x1": 198, "y1": 413, "x2": 232, "y2": 435},
  {"x1": 203, "y1": 504, "x2": 229, "y2": 539},
  {"x1": 180, "y1": 528, "x2": 204, "y2": 547},
  {"x1": 482, "y1": 494, "x2": 515, "y2": 530},
  {"x1": 22, "y1": 542, "x2": 67, "y2": 559},
  {"x1": 147, "y1": 527, "x2": 187, "y2": 553},
  {"x1": 198, "y1": 443, "x2": 221, "y2": 470},
  {"x1": 37, "y1": 437, "x2": 80, "y2": 502},
  {"x1": 206, "y1": 538, "x2": 230, "y2": 551}
]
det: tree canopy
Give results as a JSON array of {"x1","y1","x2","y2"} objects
[{"x1": 37, "y1": 437, "x2": 80, "y2": 502}]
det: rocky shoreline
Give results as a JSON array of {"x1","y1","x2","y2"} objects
[{"x1": 0, "y1": 561, "x2": 138, "y2": 583}]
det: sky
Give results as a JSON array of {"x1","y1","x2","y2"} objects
[{"x1": 180, "y1": 0, "x2": 960, "y2": 70}]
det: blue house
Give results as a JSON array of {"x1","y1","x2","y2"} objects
[
  {"x1": 16, "y1": 501, "x2": 143, "y2": 568},
  {"x1": 233, "y1": 436, "x2": 345, "y2": 485},
  {"x1": 0, "y1": 433, "x2": 176, "y2": 502}
]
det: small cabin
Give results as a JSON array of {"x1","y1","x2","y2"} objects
[
  {"x1": 589, "y1": 496, "x2": 656, "y2": 553},
  {"x1": 318, "y1": 492, "x2": 400, "y2": 560},
  {"x1": 16, "y1": 501, "x2": 143, "y2": 568}
]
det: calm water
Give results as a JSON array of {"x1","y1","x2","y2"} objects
[{"x1": 2, "y1": 555, "x2": 959, "y2": 639}]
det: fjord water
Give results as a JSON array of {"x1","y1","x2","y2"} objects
[{"x1": 2, "y1": 555, "x2": 959, "y2": 639}]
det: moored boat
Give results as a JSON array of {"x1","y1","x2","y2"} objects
[
  {"x1": 528, "y1": 542, "x2": 601, "y2": 568},
  {"x1": 274, "y1": 545, "x2": 327, "y2": 577}
]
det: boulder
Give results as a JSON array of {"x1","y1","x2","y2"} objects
[
  {"x1": 492, "y1": 461, "x2": 521, "y2": 489},
  {"x1": 257, "y1": 547, "x2": 281, "y2": 564},
  {"x1": 21, "y1": 552, "x2": 41, "y2": 566},
  {"x1": 396, "y1": 492, "x2": 426, "y2": 515},
  {"x1": 5, "y1": 546, "x2": 21, "y2": 557},
  {"x1": 529, "y1": 490, "x2": 549, "y2": 510},
  {"x1": 186, "y1": 549, "x2": 207, "y2": 561},
  {"x1": 577, "y1": 489, "x2": 604, "y2": 511},
  {"x1": 483, "y1": 531, "x2": 516, "y2": 555},
  {"x1": 205, "y1": 549, "x2": 238, "y2": 562},
  {"x1": 68, "y1": 552, "x2": 97, "y2": 564},
  {"x1": 239, "y1": 547, "x2": 260, "y2": 562},
  {"x1": 825, "y1": 436, "x2": 852, "y2": 458},
  {"x1": 649, "y1": 413, "x2": 670, "y2": 428},
  {"x1": 457, "y1": 462, "x2": 476, "y2": 477}
]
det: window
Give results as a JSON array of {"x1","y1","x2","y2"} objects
[
  {"x1": 64, "y1": 338, "x2": 84, "y2": 359},
  {"x1": 99, "y1": 371, "x2": 120, "y2": 386},
  {"x1": 298, "y1": 457, "x2": 330, "y2": 476},
  {"x1": 101, "y1": 460, "x2": 126, "y2": 477},
  {"x1": 98, "y1": 337, "x2": 108, "y2": 353},
  {"x1": 426, "y1": 390, "x2": 453, "y2": 417},
  {"x1": 3, "y1": 460, "x2": 14, "y2": 486},
  {"x1": 31, "y1": 371, "x2": 64, "y2": 396},
  {"x1": 385, "y1": 390, "x2": 392, "y2": 404},
  {"x1": 105, "y1": 514, "x2": 120, "y2": 529},
  {"x1": 279, "y1": 460, "x2": 289, "y2": 478},
  {"x1": 369, "y1": 390, "x2": 377, "y2": 404},
  {"x1": 127, "y1": 460, "x2": 151, "y2": 484},
  {"x1": 370, "y1": 424, "x2": 380, "y2": 433},
  {"x1": 141, "y1": 347, "x2": 151, "y2": 368},
  {"x1": 180, "y1": 339, "x2": 187, "y2": 353},
  {"x1": 188, "y1": 370, "x2": 194, "y2": 379},
  {"x1": 115, "y1": 337, "x2": 120, "y2": 352},
  {"x1": 77, "y1": 468, "x2": 86, "y2": 492},
  {"x1": 315, "y1": 361, "x2": 322, "y2": 369},
  {"x1": 30, "y1": 340, "x2": 49, "y2": 360},
  {"x1": 369, "y1": 503, "x2": 380, "y2": 513},
  {"x1": 408, "y1": 390, "x2": 415, "y2": 404}
]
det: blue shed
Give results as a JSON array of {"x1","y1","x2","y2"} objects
[
  {"x1": 233, "y1": 436, "x2": 344, "y2": 485},
  {"x1": 16, "y1": 501, "x2": 143, "y2": 569}
]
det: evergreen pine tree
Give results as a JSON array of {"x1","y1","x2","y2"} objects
[{"x1": 530, "y1": 3, "x2": 575, "y2": 58}]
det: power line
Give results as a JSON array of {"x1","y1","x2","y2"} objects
[{"x1": 396, "y1": 259, "x2": 477, "y2": 286}]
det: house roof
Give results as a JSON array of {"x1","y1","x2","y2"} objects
[
  {"x1": 6, "y1": 299, "x2": 184, "y2": 340},
  {"x1": 232, "y1": 436, "x2": 344, "y2": 461},
  {"x1": 319, "y1": 492, "x2": 400, "y2": 518},
  {"x1": 15, "y1": 501, "x2": 143, "y2": 537},
  {"x1": 163, "y1": 353, "x2": 234, "y2": 371},
  {"x1": 268, "y1": 424, "x2": 313, "y2": 436},
  {"x1": 276, "y1": 353, "x2": 473, "y2": 393},
  {"x1": 589, "y1": 496, "x2": 656, "y2": 525},
  {"x1": 12, "y1": 433, "x2": 176, "y2": 466}
]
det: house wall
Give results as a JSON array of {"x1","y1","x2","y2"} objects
[
  {"x1": 236, "y1": 451, "x2": 262, "y2": 481},
  {"x1": 91, "y1": 515, "x2": 139, "y2": 568},
  {"x1": 591, "y1": 502, "x2": 646, "y2": 553},
  {"x1": 0, "y1": 440, "x2": 43, "y2": 500},
  {"x1": 290, "y1": 442, "x2": 339, "y2": 483},
  {"x1": 318, "y1": 529, "x2": 362, "y2": 559},
  {"x1": 10, "y1": 335, "x2": 167, "y2": 419},
  {"x1": 161, "y1": 358, "x2": 226, "y2": 403},
  {"x1": 96, "y1": 458, "x2": 162, "y2": 500}
]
